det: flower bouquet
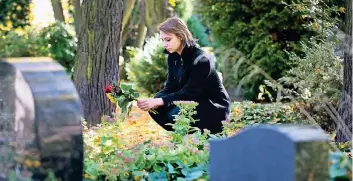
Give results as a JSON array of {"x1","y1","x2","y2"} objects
[{"x1": 104, "y1": 82, "x2": 140, "y2": 117}]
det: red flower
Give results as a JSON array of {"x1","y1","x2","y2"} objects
[{"x1": 104, "y1": 85, "x2": 112, "y2": 93}]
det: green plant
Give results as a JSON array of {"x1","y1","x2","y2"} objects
[
  {"x1": 83, "y1": 101, "x2": 213, "y2": 181},
  {"x1": 0, "y1": 28, "x2": 48, "y2": 58},
  {"x1": 222, "y1": 101, "x2": 303, "y2": 136},
  {"x1": 0, "y1": 0, "x2": 31, "y2": 30},
  {"x1": 172, "y1": 0, "x2": 194, "y2": 21},
  {"x1": 194, "y1": 0, "x2": 344, "y2": 100},
  {"x1": 104, "y1": 82, "x2": 140, "y2": 118},
  {"x1": 166, "y1": 101, "x2": 201, "y2": 143},
  {"x1": 0, "y1": 22, "x2": 77, "y2": 73},
  {"x1": 125, "y1": 34, "x2": 168, "y2": 96},
  {"x1": 38, "y1": 22, "x2": 77, "y2": 72},
  {"x1": 186, "y1": 15, "x2": 210, "y2": 47},
  {"x1": 263, "y1": 39, "x2": 343, "y2": 132},
  {"x1": 83, "y1": 100, "x2": 352, "y2": 181},
  {"x1": 329, "y1": 151, "x2": 352, "y2": 181},
  {"x1": 265, "y1": 40, "x2": 343, "y2": 104}
]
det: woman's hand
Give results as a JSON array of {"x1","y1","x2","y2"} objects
[{"x1": 137, "y1": 98, "x2": 164, "y2": 111}]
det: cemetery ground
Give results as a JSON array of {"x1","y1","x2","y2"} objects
[{"x1": 83, "y1": 101, "x2": 353, "y2": 181}]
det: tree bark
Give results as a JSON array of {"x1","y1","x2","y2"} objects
[
  {"x1": 336, "y1": 0, "x2": 352, "y2": 142},
  {"x1": 144, "y1": 0, "x2": 170, "y2": 36},
  {"x1": 122, "y1": 0, "x2": 136, "y2": 33},
  {"x1": 136, "y1": 0, "x2": 147, "y2": 48},
  {"x1": 50, "y1": 0, "x2": 65, "y2": 22},
  {"x1": 73, "y1": 0, "x2": 123, "y2": 126},
  {"x1": 71, "y1": 0, "x2": 83, "y2": 36}
]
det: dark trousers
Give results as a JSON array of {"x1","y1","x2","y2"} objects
[
  {"x1": 148, "y1": 105, "x2": 200, "y2": 131},
  {"x1": 148, "y1": 106, "x2": 179, "y2": 131}
]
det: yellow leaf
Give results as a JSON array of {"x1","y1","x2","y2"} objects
[
  {"x1": 339, "y1": 7, "x2": 345, "y2": 13},
  {"x1": 168, "y1": 0, "x2": 176, "y2": 7},
  {"x1": 33, "y1": 160, "x2": 41, "y2": 167},
  {"x1": 84, "y1": 174, "x2": 90, "y2": 178}
]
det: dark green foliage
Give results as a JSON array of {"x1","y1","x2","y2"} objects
[
  {"x1": 187, "y1": 15, "x2": 210, "y2": 47},
  {"x1": 0, "y1": 22, "x2": 77, "y2": 72},
  {"x1": 39, "y1": 22, "x2": 77, "y2": 72},
  {"x1": 0, "y1": 0, "x2": 31, "y2": 29},
  {"x1": 0, "y1": 29, "x2": 48, "y2": 57},
  {"x1": 126, "y1": 35, "x2": 168, "y2": 96},
  {"x1": 194, "y1": 0, "x2": 344, "y2": 100}
]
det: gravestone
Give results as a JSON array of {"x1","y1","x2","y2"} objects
[
  {"x1": 210, "y1": 124, "x2": 330, "y2": 181},
  {"x1": 0, "y1": 57, "x2": 83, "y2": 181}
]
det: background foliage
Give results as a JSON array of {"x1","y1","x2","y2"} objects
[
  {"x1": 194, "y1": 0, "x2": 345, "y2": 100},
  {"x1": 0, "y1": 22, "x2": 77, "y2": 72},
  {"x1": 83, "y1": 101, "x2": 352, "y2": 181},
  {"x1": 125, "y1": 34, "x2": 168, "y2": 96},
  {"x1": 0, "y1": 0, "x2": 31, "y2": 30}
]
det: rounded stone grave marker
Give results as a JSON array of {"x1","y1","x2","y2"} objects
[
  {"x1": 210, "y1": 124, "x2": 330, "y2": 181},
  {"x1": 0, "y1": 57, "x2": 83, "y2": 181}
]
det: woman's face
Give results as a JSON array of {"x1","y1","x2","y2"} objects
[{"x1": 160, "y1": 31, "x2": 183, "y2": 54}]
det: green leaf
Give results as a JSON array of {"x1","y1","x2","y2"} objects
[
  {"x1": 167, "y1": 163, "x2": 179, "y2": 174},
  {"x1": 186, "y1": 170, "x2": 204, "y2": 180},
  {"x1": 148, "y1": 172, "x2": 168, "y2": 181}
]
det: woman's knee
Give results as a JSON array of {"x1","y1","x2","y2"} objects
[{"x1": 167, "y1": 107, "x2": 180, "y2": 121}]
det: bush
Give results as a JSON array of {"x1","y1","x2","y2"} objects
[
  {"x1": 39, "y1": 22, "x2": 77, "y2": 72},
  {"x1": 0, "y1": 23, "x2": 77, "y2": 72},
  {"x1": 0, "y1": 28, "x2": 48, "y2": 58},
  {"x1": 0, "y1": 0, "x2": 31, "y2": 29},
  {"x1": 186, "y1": 15, "x2": 210, "y2": 47},
  {"x1": 171, "y1": 0, "x2": 193, "y2": 21},
  {"x1": 125, "y1": 34, "x2": 168, "y2": 96},
  {"x1": 221, "y1": 101, "x2": 303, "y2": 136},
  {"x1": 266, "y1": 40, "x2": 343, "y2": 104},
  {"x1": 264, "y1": 39, "x2": 343, "y2": 132},
  {"x1": 194, "y1": 0, "x2": 344, "y2": 100}
]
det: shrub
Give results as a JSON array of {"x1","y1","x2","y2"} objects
[
  {"x1": 0, "y1": 28, "x2": 48, "y2": 58},
  {"x1": 194, "y1": 0, "x2": 344, "y2": 100},
  {"x1": 0, "y1": 23, "x2": 77, "y2": 73},
  {"x1": 186, "y1": 15, "x2": 210, "y2": 47},
  {"x1": 221, "y1": 101, "x2": 303, "y2": 136},
  {"x1": 171, "y1": 0, "x2": 193, "y2": 21},
  {"x1": 0, "y1": 0, "x2": 31, "y2": 29},
  {"x1": 266, "y1": 40, "x2": 343, "y2": 104},
  {"x1": 125, "y1": 34, "x2": 168, "y2": 96},
  {"x1": 264, "y1": 39, "x2": 343, "y2": 132},
  {"x1": 39, "y1": 22, "x2": 77, "y2": 72}
]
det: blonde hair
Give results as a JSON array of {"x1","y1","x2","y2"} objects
[{"x1": 157, "y1": 17, "x2": 197, "y2": 47}]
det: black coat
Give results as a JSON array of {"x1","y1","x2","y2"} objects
[{"x1": 152, "y1": 45, "x2": 231, "y2": 134}]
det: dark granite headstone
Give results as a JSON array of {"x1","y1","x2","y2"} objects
[
  {"x1": 210, "y1": 124, "x2": 330, "y2": 181},
  {"x1": 0, "y1": 57, "x2": 83, "y2": 181}
]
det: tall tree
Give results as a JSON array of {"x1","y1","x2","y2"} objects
[
  {"x1": 71, "y1": 0, "x2": 83, "y2": 36},
  {"x1": 336, "y1": 0, "x2": 352, "y2": 142},
  {"x1": 73, "y1": 0, "x2": 123, "y2": 126},
  {"x1": 50, "y1": 0, "x2": 65, "y2": 22},
  {"x1": 144, "y1": 0, "x2": 170, "y2": 36},
  {"x1": 135, "y1": 0, "x2": 147, "y2": 48}
]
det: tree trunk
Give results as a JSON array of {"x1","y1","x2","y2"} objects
[
  {"x1": 136, "y1": 0, "x2": 147, "y2": 48},
  {"x1": 73, "y1": 0, "x2": 123, "y2": 126},
  {"x1": 71, "y1": 0, "x2": 82, "y2": 36},
  {"x1": 144, "y1": 0, "x2": 170, "y2": 36},
  {"x1": 336, "y1": 0, "x2": 352, "y2": 142},
  {"x1": 50, "y1": 0, "x2": 65, "y2": 22},
  {"x1": 122, "y1": 0, "x2": 136, "y2": 33}
]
